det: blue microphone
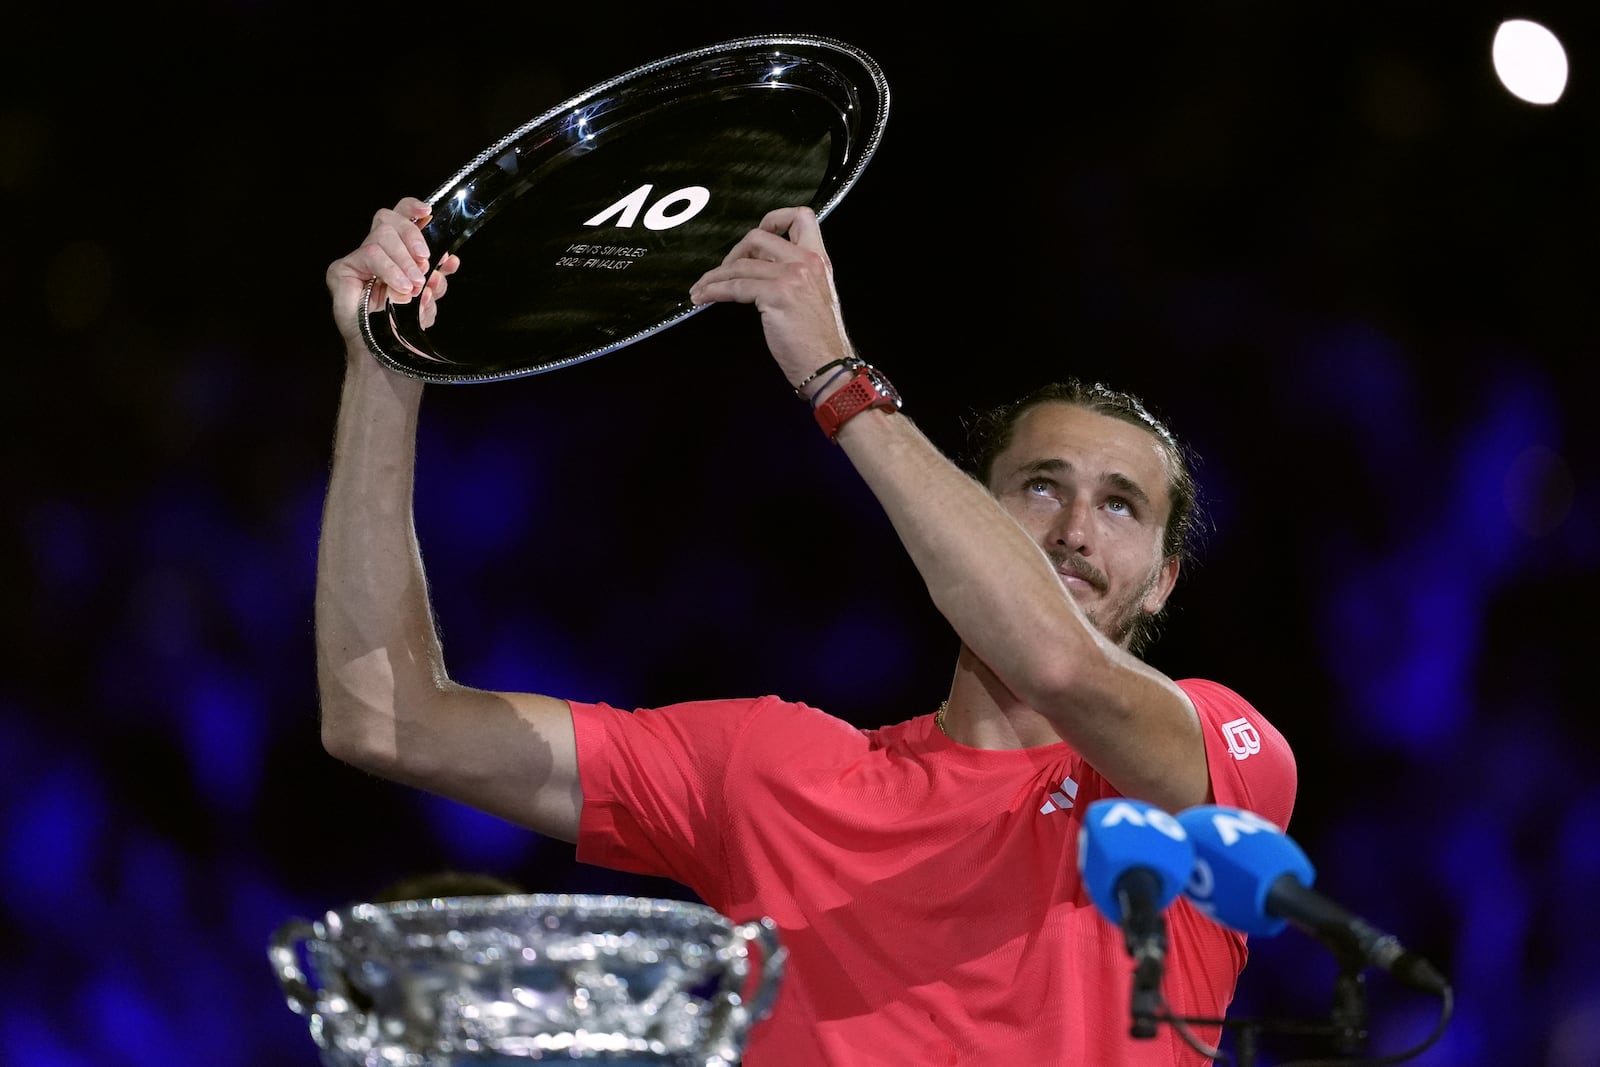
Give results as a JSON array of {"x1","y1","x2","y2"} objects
[
  {"x1": 1178, "y1": 804, "x2": 1449, "y2": 997},
  {"x1": 1078, "y1": 798, "x2": 1195, "y2": 972}
]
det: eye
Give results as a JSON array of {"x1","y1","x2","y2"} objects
[
  {"x1": 1105, "y1": 497, "x2": 1134, "y2": 516},
  {"x1": 1025, "y1": 477, "x2": 1053, "y2": 496}
]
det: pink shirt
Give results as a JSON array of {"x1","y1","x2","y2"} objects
[{"x1": 573, "y1": 679, "x2": 1297, "y2": 1066}]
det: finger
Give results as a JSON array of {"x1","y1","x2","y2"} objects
[
  {"x1": 327, "y1": 243, "x2": 409, "y2": 312},
  {"x1": 719, "y1": 227, "x2": 804, "y2": 268},
  {"x1": 424, "y1": 268, "x2": 450, "y2": 302},
  {"x1": 365, "y1": 275, "x2": 393, "y2": 314},
  {"x1": 757, "y1": 205, "x2": 811, "y2": 238},
  {"x1": 393, "y1": 195, "x2": 433, "y2": 222},
  {"x1": 418, "y1": 285, "x2": 437, "y2": 328},
  {"x1": 371, "y1": 201, "x2": 434, "y2": 265},
  {"x1": 415, "y1": 251, "x2": 459, "y2": 327},
  {"x1": 779, "y1": 206, "x2": 823, "y2": 250},
  {"x1": 688, "y1": 259, "x2": 788, "y2": 305},
  {"x1": 362, "y1": 228, "x2": 428, "y2": 298},
  {"x1": 368, "y1": 216, "x2": 429, "y2": 272},
  {"x1": 698, "y1": 257, "x2": 787, "y2": 286},
  {"x1": 391, "y1": 196, "x2": 434, "y2": 240}
]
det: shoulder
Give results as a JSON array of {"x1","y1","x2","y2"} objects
[
  {"x1": 1176, "y1": 678, "x2": 1299, "y2": 830},
  {"x1": 1177, "y1": 678, "x2": 1287, "y2": 743}
]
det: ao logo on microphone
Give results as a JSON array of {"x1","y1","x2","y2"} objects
[
  {"x1": 1200, "y1": 806, "x2": 1278, "y2": 846},
  {"x1": 1180, "y1": 806, "x2": 1280, "y2": 910},
  {"x1": 585, "y1": 183, "x2": 711, "y2": 230},
  {"x1": 1092, "y1": 799, "x2": 1187, "y2": 841}
]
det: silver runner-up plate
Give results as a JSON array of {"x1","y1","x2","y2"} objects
[{"x1": 361, "y1": 34, "x2": 890, "y2": 383}]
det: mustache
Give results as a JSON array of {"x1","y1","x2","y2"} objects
[{"x1": 1049, "y1": 551, "x2": 1107, "y2": 592}]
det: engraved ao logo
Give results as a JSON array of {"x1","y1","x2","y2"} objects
[
  {"x1": 584, "y1": 184, "x2": 711, "y2": 230},
  {"x1": 1221, "y1": 717, "x2": 1261, "y2": 761}
]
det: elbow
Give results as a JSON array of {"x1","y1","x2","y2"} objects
[
  {"x1": 316, "y1": 647, "x2": 413, "y2": 772},
  {"x1": 1024, "y1": 630, "x2": 1115, "y2": 709},
  {"x1": 989, "y1": 597, "x2": 1127, "y2": 705},
  {"x1": 319, "y1": 707, "x2": 358, "y2": 763},
  {"x1": 320, "y1": 700, "x2": 389, "y2": 772},
  {"x1": 317, "y1": 684, "x2": 407, "y2": 777}
]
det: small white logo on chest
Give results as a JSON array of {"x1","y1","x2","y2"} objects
[{"x1": 1039, "y1": 775, "x2": 1079, "y2": 814}]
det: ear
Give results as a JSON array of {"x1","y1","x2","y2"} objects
[{"x1": 1142, "y1": 555, "x2": 1181, "y2": 615}]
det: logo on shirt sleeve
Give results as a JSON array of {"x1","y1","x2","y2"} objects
[{"x1": 1221, "y1": 717, "x2": 1262, "y2": 761}]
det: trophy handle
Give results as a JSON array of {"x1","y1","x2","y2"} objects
[
  {"x1": 268, "y1": 915, "x2": 375, "y2": 1052},
  {"x1": 268, "y1": 918, "x2": 321, "y2": 1018},
  {"x1": 703, "y1": 916, "x2": 788, "y2": 1066},
  {"x1": 738, "y1": 917, "x2": 787, "y2": 1027}
]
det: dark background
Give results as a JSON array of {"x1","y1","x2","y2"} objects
[{"x1": 4, "y1": 3, "x2": 1596, "y2": 1064}]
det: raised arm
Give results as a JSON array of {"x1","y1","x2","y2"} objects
[
  {"x1": 688, "y1": 207, "x2": 1208, "y2": 811},
  {"x1": 315, "y1": 198, "x2": 583, "y2": 842}
]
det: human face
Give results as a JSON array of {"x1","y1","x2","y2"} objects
[{"x1": 987, "y1": 402, "x2": 1180, "y2": 648}]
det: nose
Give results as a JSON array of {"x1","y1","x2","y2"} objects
[{"x1": 1051, "y1": 494, "x2": 1093, "y2": 555}]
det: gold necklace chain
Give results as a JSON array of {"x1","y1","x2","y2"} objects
[{"x1": 935, "y1": 700, "x2": 951, "y2": 737}]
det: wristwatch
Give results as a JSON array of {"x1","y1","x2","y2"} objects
[{"x1": 814, "y1": 361, "x2": 902, "y2": 441}]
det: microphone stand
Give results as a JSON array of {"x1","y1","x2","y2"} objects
[
  {"x1": 1329, "y1": 962, "x2": 1370, "y2": 1056},
  {"x1": 1130, "y1": 951, "x2": 1162, "y2": 1039},
  {"x1": 1171, "y1": 958, "x2": 1369, "y2": 1066},
  {"x1": 1119, "y1": 876, "x2": 1167, "y2": 1040}
]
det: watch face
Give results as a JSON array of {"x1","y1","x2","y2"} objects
[
  {"x1": 868, "y1": 366, "x2": 904, "y2": 408},
  {"x1": 361, "y1": 35, "x2": 890, "y2": 384}
]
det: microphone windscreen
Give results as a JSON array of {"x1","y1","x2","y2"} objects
[
  {"x1": 1078, "y1": 799, "x2": 1194, "y2": 923},
  {"x1": 1178, "y1": 804, "x2": 1316, "y2": 936}
]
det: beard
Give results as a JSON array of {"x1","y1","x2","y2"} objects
[{"x1": 1078, "y1": 562, "x2": 1165, "y2": 656}]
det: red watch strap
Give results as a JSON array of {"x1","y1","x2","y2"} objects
[{"x1": 814, "y1": 364, "x2": 902, "y2": 441}]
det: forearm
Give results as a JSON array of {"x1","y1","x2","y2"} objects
[
  {"x1": 834, "y1": 409, "x2": 1102, "y2": 693},
  {"x1": 314, "y1": 354, "x2": 441, "y2": 766}
]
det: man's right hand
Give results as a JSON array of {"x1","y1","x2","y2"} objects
[
  {"x1": 325, "y1": 196, "x2": 459, "y2": 359},
  {"x1": 688, "y1": 205, "x2": 855, "y2": 391}
]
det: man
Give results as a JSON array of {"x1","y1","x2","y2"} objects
[{"x1": 316, "y1": 196, "x2": 1297, "y2": 1065}]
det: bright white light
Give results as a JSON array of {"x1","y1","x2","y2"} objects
[{"x1": 1492, "y1": 19, "x2": 1569, "y2": 104}]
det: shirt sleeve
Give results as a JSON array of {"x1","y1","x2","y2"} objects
[
  {"x1": 1178, "y1": 678, "x2": 1299, "y2": 832},
  {"x1": 568, "y1": 696, "x2": 765, "y2": 897}
]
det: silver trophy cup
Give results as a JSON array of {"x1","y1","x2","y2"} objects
[{"x1": 268, "y1": 893, "x2": 786, "y2": 1066}]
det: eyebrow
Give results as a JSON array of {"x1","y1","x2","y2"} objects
[{"x1": 1014, "y1": 458, "x2": 1155, "y2": 509}]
